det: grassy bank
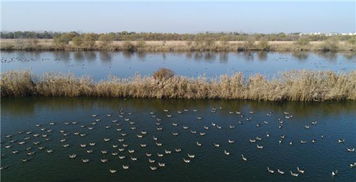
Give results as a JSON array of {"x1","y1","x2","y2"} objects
[
  {"x1": 1, "y1": 70, "x2": 355, "y2": 101},
  {"x1": 1, "y1": 39, "x2": 355, "y2": 52}
]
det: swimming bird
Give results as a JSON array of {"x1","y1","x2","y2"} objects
[
  {"x1": 122, "y1": 165, "x2": 129, "y2": 170},
  {"x1": 150, "y1": 166, "x2": 158, "y2": 170},
  {"x1": 69, "y1": 154, "x2": 77, "y2": 159},
  {"x1": 347, "y1": 147, "x2": 355, "y2": 152},
  {"x1": 158, "y1": 162, "x2": 166, "y2": 167},
  {"x1": 109, "y1": 169, "x2": 117, "y2": 173},
  {"x1": 241, "y1": 154, "x2": 247, "y2": 161},
  {"x1": 228, "y1": 139, "x2": 235, "y2": 144},
  {"x1": 350, "y1": 162, "x2": 356, "y2": 168},
  {"x1": 101, "y1": 159, "x2": 108, "y2": 163},
  {"x1": 46, "y1": 149, "x2": 53, "y2": 153},
  {"x1": 277, "y1": 169, "x2": 285, "y2": 175},
  {"x1": 196, "y1": 142, "x2": 202, "y2": 147},
  {"x1": 183, "y1": 158, "x2": 191, "y2": 163},
  {"x1": 297, "y1": 167, "x2": 305, "y2": 174},
  {"x1": 331, "y1": 170, "x2": 338, "y2": 177},
  {"x1": 130, "y1": 157, "x2": 137, "y2": 161},
  {"x1": 148, "y1": 158, "x2": 155, "y2": 163},
  {"x1": 267, "y1": 167, "x2": 275, "y2": 174},
  {"x1": 213, "y1": 143, "x2": 220, "y2": 148},
  {"x1": 175, "y1": 148, "x2": 182, "y2": 152},
  {"x1": 82, "y1": 159, "x2": 90, "y2": 163},
  {"x1": 257, "y1": 145, "x2": 264, "y2": 149},
  {"x1": 187, "y1": 153, "x2": 195, "y2": 159},
  {"x1": 290, "y1": 171, "x2": 299, "y2": 177},
  {"x1": 224, "y1": 150, "x2": 230, "y2": 155}
]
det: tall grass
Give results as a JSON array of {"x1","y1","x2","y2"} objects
[{"x1": 1, "y1": 70, "x2": 355, "y2": 101}]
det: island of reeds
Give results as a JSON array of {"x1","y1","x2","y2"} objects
[
  {"x1": 1, "y1": 69, "x2": 355, "y2": 101},
  {"x1": 1, "y1": 31, "x2": 355, "y2": 52}
]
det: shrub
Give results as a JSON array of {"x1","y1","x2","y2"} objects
[
  {"x1": 72, "y1": 36, "x2": 83, "y2": 48},
  {"x1": 320, "y1": 38, "x2": 339, "y2": 52},
  {"x1": 295, "y1": 37, "x2": 310, "y2": 46},
  {"x1": 257, "y1": 39, "x2": 270, "y2": 51},
  {"x1": 81, "y1": 33, "x2": 97, "y2": 49},
  {"x1": 152, "y1": 68, "x2": 175, "y2": 80},
  {"x1": 243, "y1": 38, "x2": 255, "y2": 50},
  {"x1": 98, "y1": 34, "x2": 115, "y2": 48},
  {"x1": 122, "y1": 41, "x2": 136, "y2": 51}
]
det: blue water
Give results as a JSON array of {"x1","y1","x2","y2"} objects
[
  {"x1": 1, "y1": 51, "x2": 355, "y2": 80},
  {"x1": 1, "y1": 98, "x2": 356, "y2": 182}
]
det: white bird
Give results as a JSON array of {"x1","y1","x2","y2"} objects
[
  {"x1": 331, "y1": 170, "x2": 338, "y2": 177},
  {"x1": 68, "y1": 154, "x2": 77, "y2": 159},
  {"x1": 122, "y1": 165, "x2": 129, "y2": 170},
  {"x1": 196, "y1": 142, "x2": 202, "y2": 147},
  {"x1": 297, "y1": 167, "x2": 305, "y2": 174},
  {"x1": 150, "y1": 166, "x2": 158, "y2": 170},
  {"x1": 277, "y1": 169, "x2": 285, "y2": 175},
  {"x1": 187, "y1": 153, "x2": 195, "y2": 159},
  {"x1": 267, "y1": 167, "x2": 275, "y2": 174},
  {"x1": 183, "y1": 158, "x2": 191, "y2": 163},
  {"x1": 241, "y1": 154, "x2": 247, "y2": 161},
  {"x1": 224, "y1": 150, "x2": 230, "y2": 155},
  {"x1": 290, "y1": 171, "x2": 299, "y2": 177},
  {"x1": 109, "y1": 169, "x2": 117, "y2": 173}
]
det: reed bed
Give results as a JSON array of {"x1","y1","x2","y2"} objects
[
  {"x1": 1, "y1": 40, "x2": 354, "y2": 52},
  {"x1": 1, "y1": 70, "x2": 355, "y2": 101}
]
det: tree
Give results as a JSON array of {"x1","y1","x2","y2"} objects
[
  {"x1": 81, "y1": 33, "x2": 97, "y2": 49},
  {"x1": 98, "y1": 34, "x2": 115, "y2": 48},
  {"x1": 72, "y1": 36, "x2": 83, "y2": 48}
]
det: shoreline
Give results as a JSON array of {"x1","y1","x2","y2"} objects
[
  {"x1": 1, "y1": 39, "x2": 354, "y2": 52},
  {"x1": 1, "y1": 70, "x2": 355, "y2": 101}
]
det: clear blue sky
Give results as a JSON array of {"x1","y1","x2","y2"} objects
[{"x1": 1, "y1": 1, "x2": 355, "y2": 33}]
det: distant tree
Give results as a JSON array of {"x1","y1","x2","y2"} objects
[
  {"x1": 53, "y1": 33, "x2": 75, "y2": 48},
  {"x1": 98, "y1": 34, "x2": 115, "y2": 48},
  {"x1": 81, "y1": 33, "x2": 97, "y2": 49},
  {"x1": 257, "y1": 39, "x2": 270, "y2": 51},
  {"x1": 71, "y1": 36, "x2": 83, "y2": 48}
]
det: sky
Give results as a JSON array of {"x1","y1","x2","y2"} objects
[{"x1": 1, "y1": 1, "x2": 355, "y2": 33}]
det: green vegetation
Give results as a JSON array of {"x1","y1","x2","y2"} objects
[{"x1": 2, "y1": 70, "x2": 355, "y2": 101}]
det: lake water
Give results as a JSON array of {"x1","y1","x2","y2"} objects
[
  {"x1": 1, "y1": 98, "x2": 356, "y2": 182},
  {"x1": 1, "y1": 51, "x2": 356, "y2": 182},
  {"x1": 1, "y1": 51, "x2": 356, "y2": 80}
]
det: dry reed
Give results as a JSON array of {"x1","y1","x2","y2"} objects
[{"x1": 1, "y1": 70, "x2": 355, "y2": 101}]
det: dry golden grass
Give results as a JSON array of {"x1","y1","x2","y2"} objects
[
  {"x1": 1, "y1": 70, "x2": 355, "y2": 101},
  {"x1": 1, "y1": 39, "x2": 354, "y2": 52}
]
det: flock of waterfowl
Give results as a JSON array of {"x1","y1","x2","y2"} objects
[{"x1": 1, "y1": 107, "x2": 355, "y2": 180}]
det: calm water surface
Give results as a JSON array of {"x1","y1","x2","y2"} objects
[
  {"x1": 1, "y1": 51, "x2": 355, "y2": 80},
  {"x1": 1, "y1": 98, "x2": 356, "y2": 182}
]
